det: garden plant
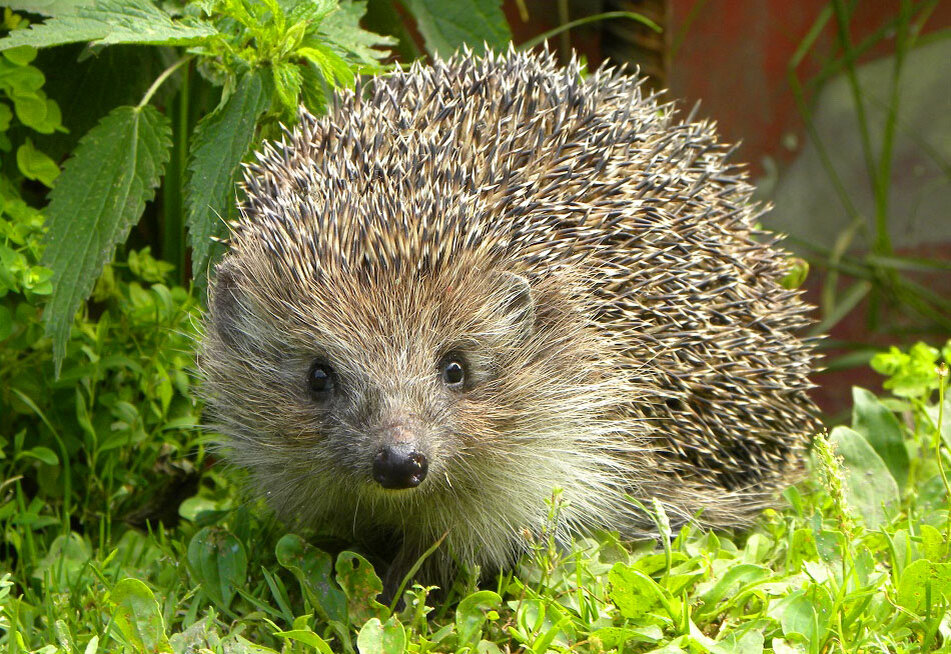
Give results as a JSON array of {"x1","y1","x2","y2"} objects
[{"x1": 0, "y1": 0, "x2": 948, "y2": 652}]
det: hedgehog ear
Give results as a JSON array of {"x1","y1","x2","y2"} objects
[
  {"x1": 209, "y1": 260, "x2": 251, "y2": 349},
  {"x1": 495, "y1": 272, "x2": 535, "y2": 336}
]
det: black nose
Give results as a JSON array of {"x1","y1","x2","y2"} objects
[{"x1": 372, "y1": 444, "x2": 428, "y2": 489}]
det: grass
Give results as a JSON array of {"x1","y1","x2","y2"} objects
[
  {"x1": 1, "y1": 338, "x2": 949, "y2": 653},
  {"x1": 2, "y1": 1, "x2": 948, "y2": 651}
]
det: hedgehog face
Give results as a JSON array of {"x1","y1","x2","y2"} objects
[
  {"x1": 297, "y1": 268, "x2": 538, "y2": 496},
  {"x1": 203, "y1": 257, "x2": 566, "y2": 503}
]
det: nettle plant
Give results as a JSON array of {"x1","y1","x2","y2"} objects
[
  {"x1": 0, "y1": 16, "x2": 203, "y2": 543},
  {"x1": 0, "y1": 0, "x2": 400, "y2": 374}
]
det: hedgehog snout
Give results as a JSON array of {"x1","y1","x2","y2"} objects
[{"x1": 371, "y1": 422, "x2": 429, "y2": 490}]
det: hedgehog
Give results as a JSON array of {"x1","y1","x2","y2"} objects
[{"x1": 198, "y1": 47, "x2": 819, "y2": 591}]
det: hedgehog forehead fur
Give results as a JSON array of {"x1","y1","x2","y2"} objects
[{"x1": 200, "y1": 46, "x2": 819, "y2": 585}]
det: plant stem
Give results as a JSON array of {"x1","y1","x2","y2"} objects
[
  {"x1": 520, "y1": 11, "x2": 661, "y2": 52},
  {"x1": 138, "y1": 55, "x2": 194, "y2": 109},
  {"x1": 830, "y1": 0, "x2": 877, "y2": 204},
  {"x1": 557, "y1": 0, "x2": 570, "y2": 61},
  {"x1": 935, "y1": 364, "x2": 950, "y2": 552}
]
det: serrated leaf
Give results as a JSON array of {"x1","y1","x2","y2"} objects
[
  {"x1": 0, "y1": 0, "x2": 216, "y2": 51},
  {"x1": 401, "y1": 0, "x2": 510, "y2": 57},
  {"x1": 3, "y1": 1, "x2": 93, "y2": 17},
  {"x1": 299, "y1": 43, "x2": 354, "y2": 87},
  {"x1": 318, "y1": 1, "x2": 395, "y2": 66},
  {"x1": 41, "y1": 104, "x2": 171, "y2": 374},
  {"x1": 35, "y1": 44, "x2": 173, "y2": 162},
  {"x1": 186, "y1": 71, "x2": 267, "y2": 279},
  {"x1": 287, "y1": 0, "x2": 336, "y2": 24},
  {"x1": 272, "y1": 60, "x2": 304, "y2": 113}
]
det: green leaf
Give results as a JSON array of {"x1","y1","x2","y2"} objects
[
  {"x1": 455, "y1": 590, "x2": 502, "y2": 649},
  {"x1": 298, "y1": 43, "x2": 354, "y2": 87},
  {"x1": 3, "y1": 1, "x2": 93, "y2": 17},
  {"x1": 275, "y1": 534, "x2": 347, "y2": 625},
  {"x1": 186, "y1": 526, "x2": 247, "y2": 609},
  {"x1": 335, "y1": 552, "x2": 387, "y2": 625},
  {"x1": 589, "y1": 626, "x2": 663, "y2": 648},
  {"x1": 897, "y1": 559, "x2": 951, "y2": 614},
  {"x1": 318, "y1": 1, "x2": 395, "y2": 66},
  {"x1": 31, "y1": 533, "x2": 90, "y2": 588},
  {"x1": 17, "y1": 445, "x2": 59, "y2": 465},
  {"x1": 34, "y1": 44, "x2": 175, "y2": 162},
  {"x1": 186, "y1": 71, "x2": 267, "y2": 279},
  {"x1": 851, "y1": 386, "x2": 910, "y2": 488},
  {"x1": 773, "y1": 586, "x2": 832, "y2": 644},
  {"x1": 287, "y1": 0, "x2": 336, "y2": 24},
  {"x1": 16, "y1": 138, "x2": 60, "y2": 187},
  {"x1": 829, "y1": 426, "x2": 900, "y2": 527},
  {"x1": 711, "y1": 629, "x2": 765, "y2": 654},
  {"x1": 0, "y1": 103, "x2": 12, "y2": 131},
  {"x1": 2, "y1": 45, "x2": 37, "y2": 65},
  {"x1": 108, "y1": 578, "x2": 173, "y2": 654},
  {"x1": 355, "y1": 616, "x2": 407, "y2": 654},
  {"x1": 920, "y1": 524, "x2": 946, "y2": 561},
  {"x1": 0, "y1": 0, "x2": 216, "y2": 51},
  {"x1": 272, "y1": 60, "x2": 304, "y2": 114},
  {"x1": 608, "y1": 563, "x2": 665, "y2": 619},
  {"x1": 273, "y1": 629, "x2": 334, "y2": 654},
  {"x1": 401, "y1": 0, "x2": 510, "y2": 57},
  {"x1": 696, "y1": 564, "x2": 770, "y2": 617},
  {"x1": 41, "y1": 104, "x2": 171, "y2": 373},
  {"x1": 780, "y1": 257, "x2": 809, "y2": 289}
]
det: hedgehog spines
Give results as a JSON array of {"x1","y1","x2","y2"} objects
[{"x1": 200, "y1": 47, "x2": 819, "y2": 583}]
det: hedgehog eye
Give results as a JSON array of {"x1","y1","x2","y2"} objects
[
  {"x1": 308, "y1": 360, "x2": 335, "y2": 398},
  {"x1": 440, "y1": 355, "x2": 466, "y2": 389}
]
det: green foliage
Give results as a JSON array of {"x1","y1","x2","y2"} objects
[
  {"x1": 1, "y1": 2, "x2": 947, "y2": 652},
  {"x1": 42, "y1": 105, "x2": 172, "y2": 372},
  {"x1": 185, "y1": 69, "x2": 268, "y2": 278},
  {"x1": 0, "y1": 1, "x2": 216, "y2": 49},
  {"x1": 2, "y1": 342, "x2": 949, "y2": 651},
  {"x1": 871, "y1": 340, "x2": 951, "y2": 399},
  {"x1": 400, "y1": 0, "x2": 510, "y2": 57},
  {"x1": 0, "y1": 0, "x2": 397, "y2": 370},
  {"x1": 109, "y1": 578, "x2": 175, "y2": 654}
]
